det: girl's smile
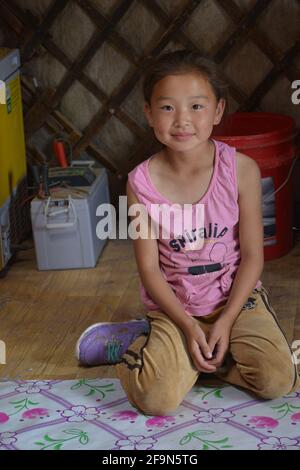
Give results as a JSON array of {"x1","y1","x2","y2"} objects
[{"x1": 171, "y1": 133, "x2": 196, "y2": 141}]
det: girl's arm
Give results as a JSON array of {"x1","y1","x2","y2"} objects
[
  {"x1": 127, "y1": 180, "x2": 216, "y2": 372},
  {"x1": 208, "y1": 152, "x2": 264, "y2": 367},
  {"x1": 217, "y1": 152, "x2": 264, "y2": 327}
]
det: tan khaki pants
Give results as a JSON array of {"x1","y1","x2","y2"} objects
[{"x1": 116, "y1": 286, "x2": 300, "y2": 416}]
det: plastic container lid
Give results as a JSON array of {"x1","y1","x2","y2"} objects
[{"x1": 212, "y1": 112, "x2": 296, "y2": 149}]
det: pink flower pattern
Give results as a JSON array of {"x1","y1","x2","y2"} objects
[
  {"x1": 22, "y1": 408, "x2": 49, "y2": 419},
  {"x1": 111, "y1": 410, "x2": 138, "y2": 421},
  {"x1": 291, "y1": 412, "x2": 300, "y2": 422},
  {"x1": 0, "y1": 412, "x2": 9, "y2": 424},
  {"x1": 145, "y1": 416, "x2": 175, "y2": 428},
  {"x1": 248, "y1": 416, "x2": 279, "y2": 429}
]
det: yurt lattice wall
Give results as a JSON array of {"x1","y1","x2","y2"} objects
[{"x1": 0, "y1": 0, "x2": 300, "y2": 204}]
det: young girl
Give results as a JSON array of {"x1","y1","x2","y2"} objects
[{"x1": 76, "y1": 50, "x2": 299, "y2": 416}]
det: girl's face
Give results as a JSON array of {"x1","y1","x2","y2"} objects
[{"x1": 144, "y1": 72, "x2": 225, "y2": 153}]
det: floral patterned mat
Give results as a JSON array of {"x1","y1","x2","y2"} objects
[{"x1": 0, "y1": 379, "x2": 300, "y2": 450}]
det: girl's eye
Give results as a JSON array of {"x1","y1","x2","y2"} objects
[
  {"x1": 192, "y1": 104, "x2": 204, "y2": 110},
  {"x1": 160, "y1": 105, "x2": 173, "y2": 111}
]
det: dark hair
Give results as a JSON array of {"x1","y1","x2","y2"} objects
[{"x1": 142, "y1": 49, "x2": 228, "y2": 105}]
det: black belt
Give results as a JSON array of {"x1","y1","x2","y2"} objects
[{"x1": 188, "y1": 263, "x2": 223, "y2": 275}]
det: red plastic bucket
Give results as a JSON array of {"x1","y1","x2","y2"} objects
[{"x1": 213, "y1": 112, "x2": 297, "y2": 260}]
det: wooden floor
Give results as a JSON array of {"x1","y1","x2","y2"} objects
[{"x1": 1, "y1": 235, "x2": 300, "y2": 381}]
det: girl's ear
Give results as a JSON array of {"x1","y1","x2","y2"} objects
[
  {"x1": 144, "y1": 102, "x2": 154, "y2": 127},
  {"x1": 213, "y1": 98, "x2": 226, "y2": 126}
]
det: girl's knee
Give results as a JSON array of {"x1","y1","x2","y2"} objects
[
  {"x1": 243, "y1": 360, "x2": 296, "y2": 399},
  {"x1": 130, "y1": 385, "x2": 181, "y2": 416},
  {"x1": 233, "y1": 338, "x2": 297, "y2": 398},
  {"x1": 254, "y1": 378, "x2": 295, "y2": 400}
]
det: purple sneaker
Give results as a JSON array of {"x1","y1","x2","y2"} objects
[{"x1": 75, "y1": 319, "x2": 150, "y2": 366}]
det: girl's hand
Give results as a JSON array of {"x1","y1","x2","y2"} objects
[
  {"x1": 182, "y1": 318, "x2": 217, "y2": 373},
  {"x1": 207, "y1": 317, "x2": 232, "y2": 368}
]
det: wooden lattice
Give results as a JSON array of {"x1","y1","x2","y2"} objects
[{"x1": 1, "y1": 0, "x2": 300, "y2": 186}]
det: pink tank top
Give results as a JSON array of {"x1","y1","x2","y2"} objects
[{"x1": 128, "y1": 139, "x2": 261, "y2": 316}]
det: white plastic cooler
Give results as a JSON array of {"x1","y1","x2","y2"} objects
[{"x1": 31, "y1": 168, "x2": 110, "y2": 270}]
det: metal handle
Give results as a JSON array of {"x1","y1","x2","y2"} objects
[
  {"x1": 44, "y1": 196, "x2": 77, "y2": 230},
  {"x1": 45, "y1": 221, "x2": 76, "y2": 229}
]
